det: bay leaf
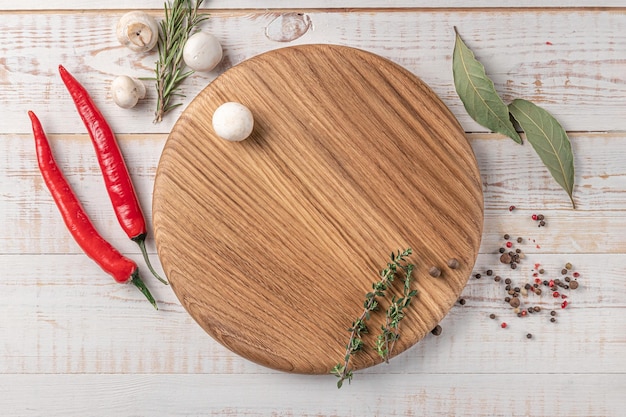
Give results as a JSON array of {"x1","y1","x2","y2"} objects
[
  {"x1": 452, "y1": 28, "x2": 522, "y2": 144},
  {"x1": 508, "y1": 98, "x2": 576, "y2": 209}
]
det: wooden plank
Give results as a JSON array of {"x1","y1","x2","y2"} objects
[
  {"x1": 0, "y1": 373, "x2": 623, "y2": 416},
  {"x1": 0, "y1": 252, "x2": 623, "y2": 374},
  {"x1": 1, "y1": 132, "x2": 625, "y2": 255},
  {"x1": 2, "y1": 1, "x2": 625, "y2": 10},
  {"x1": 1, "y1": 10, "x2": 624, "y2": 134}
]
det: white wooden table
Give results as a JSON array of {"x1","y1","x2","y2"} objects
[{"x1": 1, "y1": 2, "x2": 624, "y2": 416}]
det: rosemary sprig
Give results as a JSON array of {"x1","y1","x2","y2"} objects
[
  {"x1": 331, "y1": 248, "x2": 414, "y2": 389},
  {"x1": 153, "y1": 0, "x2": 209, "y2": 123}
]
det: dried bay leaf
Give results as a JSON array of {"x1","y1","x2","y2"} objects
[
  {"x1": 452, "y1": 28, "x2": 522, "y2": 144},
  {"x1": 509, "y1": 99, "x2": 576, "y2": 209}
]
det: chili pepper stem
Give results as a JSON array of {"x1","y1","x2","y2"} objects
[
  {"x1": 133, "y1": 234, "x2": 168, "y2": 285},
  {"x1": 131, "y1": 271, "x2": 158, "y2": 310}
]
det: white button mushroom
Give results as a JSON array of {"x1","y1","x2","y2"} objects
[
  {"x1": 183, "y1": 32, "x2": 223, "y2": 72},
  {"x1": 111, "y1": 76, "x2": 146, "y2": 109},
  {"x1": 212, "y1": 102, "x2": 254, "y2": 142},
  {"x1": 116, "y1": 11, "x2": 159, "y2": 53}
]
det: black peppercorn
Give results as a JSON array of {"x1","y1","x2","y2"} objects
[
  {"x1": 504, "y1": 234, "x2": 510, "y2": 240},
  {"x1": 539, "y1": 220, "x2": 546, "y2": 227},
  {"x1": 505, "y1": 297, "x2": 511, "y2": 303},
  {"x1": 539, "y1": 269, "x2": 545, "y2": 274},
  {"x1": 524, "y1": 283, "x2": 531, "y2": 290},
  {"x1": 550, "y1": 317, "x2": 556, "y2": 323},
  {"x1": 565, "y1": 277, "x2": 571, "y2": 282},
  {"x1": 459, "y1": 298, "x2": 466, "y2": 305},
  {"x1": 561, "y1": 269, "x2": 568, "y2": 275},
  {"x1": 527, "y1": 333, "x2": 533, "y2": 339},
  {"x1": 494, "y1": 275, "x2": 502, "y2": 282},
  {"x1": 533, "y1": 306, "x2": 541, "y2": 312},
  {"x1": 474, "y1": 273, "x2": 481, "y2": 279},
  {"x1": 517, "y1": 237, "x2": 523, "y2": 243},
  {"x1": 537, "y1": 214, "x2": 544, "y2": 221},
  {"x1": 515, "y1": 248, "x2": 521, "y2": 253},
  {"x1": 505, "y1": 278, "x2": 512, "y2": 285},
  {"x1": 550, "y1": 310, "x2": 557, "y2": 316},
  {"x1": 543, "y1": 280, "x2": 549, "y2": 286},
  {"x1": 486, "y1": 269, "x2": 493, "y2": 276},
  {"x1": 499, "y1": 247, "x2": 506, "y2": 254},
  {"x1": 511, "y1": 263, "x2": 517, "y2": 270},
  {"x1": 505, "y1": 285, "x2": 511, "y2": 291},
  {"x1": 489, "y1": 313, "x2": 496, "y2": 319},
  {"x1": 514, "y1": 287, "x2": 520, "y2": 293},
  {"x1": 431, "y1": 325, "x2": 442, "y2": 336}
]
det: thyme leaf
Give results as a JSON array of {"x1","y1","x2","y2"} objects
[{"x1": 331, "y1": 248, "x2": 415, "y2": 388}]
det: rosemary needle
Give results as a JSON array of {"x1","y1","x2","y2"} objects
[{"x1": 153, "y1": 0, "x2": 209, "y2": 123}]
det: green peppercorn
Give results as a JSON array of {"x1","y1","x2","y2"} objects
[{"x1": 565, "y1": 262, "x2": 573, "y2": 270}]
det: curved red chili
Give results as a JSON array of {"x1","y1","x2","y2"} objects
[
  {"x1": 29, "y1": 110, "x2": 157, "y2": 309},
  {"x1": 58, "y1": 65, "x2": 167, "y2": 285}
]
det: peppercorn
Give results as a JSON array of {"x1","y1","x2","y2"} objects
[
  {"x1": 509, "y1": 297, "x2": 520, "y2": 308},
  {"x1": 504, "y1": 296, "x2": 511, "y2": 303},
  {"x1": 510, "y1": 263, "x2": 517, "y2": 270},
  {"x1": 494, "y1": 275, "x2": 502, "y2": 282},
  {"x1": 537, "y1": 214, "x2": 544, "y2": 221},
  {"x1": 486, "y1": 269, "x2": 493, "y2": 276},
  {"x1": 527, "y1": 307, "x2": 534, "y2": 313},
  {"x1": 550, "y1": 310, "x2": 557, "y2": 316},
  {"x1": 447, "y1": 258, "x2": 460, "y2": 269},
  {"x1": 539, "y1": 220, "x2": 546, "y2": 227},
  {"x1": 565, "y1": 262, "x2": 572, "y2": 270},
  {"x1": 509, "y1": 205, "x2": 515, "y2": 211},
  {"x1": 569, "y1": 281, "x2": 579, "y2": 289},
  {"x1": 459, "y1": 298, "x2": 466, "y2": 305},
  {"x1": 429, "y1": 266, "x2": 442, "y2": 278},
  {"x1": 539, "y1": 269, "x2": 545, "y2": 274},
  {"x1": 524, "y1": 283, "x2": 531, "y2": 290},
  {"x1": 533, "y1": 306, "x2": 541, "y2": 312},
  {"x1": 489, "y1": 313, "x2": 496, "y2": 319},
  {"x1": 527, "y1": 333, "x2": 532, "y2": 339},
  {"x1": 535, "y1": 288, "x2": 542, "y2": 295},
  {"x1": 561, "y1": 269, "x2": 568, "y2": 275},
  {"x1": 515, "y1": 248, "x2": 521, "y2": 253},
  {"x1": 506, "y1": 241, "x2": 513, "y2": 248},
  {"x1": 543, "y1": 280, "x2": 549, "y2": 286},
  {"x1": 500, "y1": 253, "x2": 512, "y2": 264},
  {"x1": 517, "y1": 237, "x2": 523, "y2": 243},
  {"x1": 514, "y1": 287, "x2": 520, "y2": 293},
  {"x1": 565, "y1": 277, "x2": 571, "y2": 282},
  {"x1": 431, "y1": 325, "x2": 442, "y2": 336},
  {"x1": 499, "y1": 247, "x2": 506, "y2": 254},
  {"x1": 474, "y1": 273, "x2": 481, "y2": 279},
  {"x1": 501, "y1": 322, "x2": 507, "y2": 328},
  {"x1": 573, "y1": 272, "x2": 580, "y2": 278},
  {"x1": 504, "y1": 234, "x2": 510, "y2": 240},
  {"x1": 550, "y1": 317, "x2": 556, "y2": 323},
  {"x1": 505, "y1": 285, "x2": 511, "y2": 291}
]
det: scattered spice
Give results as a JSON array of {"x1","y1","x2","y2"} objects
[
  {"x1": 509, "y1": 205, "x2": 516, "y2": 211},
  {"x1": 459, "y1": 298, "x2": 466, "y2": 305},
  {"x1": 429, "y1": 266, "x2": 442, "y2": 278},
  {"x1": 569, "y1": 280, "x2": 579, "y2": 289},
  {"x1": 447, "y1": 258, "x2": 460, "y2": 269},
  {"x1": 501, "y1": 322, "x2": 507, "y2": 328},
  {"x1": 490, "y1": 313, "x2": 496, "y2": 319},
  {"x1": 527, "y1": 333, "x2": 533, "y2": 339},
  {"x1": 431, "y1": 325, "x2": 443, "y2": 336}
]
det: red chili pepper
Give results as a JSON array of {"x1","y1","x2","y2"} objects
[
  {"x1": 29, "y1": 110, "x2": 157, "y2": 309},
  {"x1": 57, "y1": 65, "x2": 167, "y2": 285}
]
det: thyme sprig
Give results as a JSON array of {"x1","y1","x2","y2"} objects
[
  {"x1": 153, "y1": 0, "x2": 209, "y2": 123},
  {"x1": 331, "y1": 248, "x2": 415, "y2": 389},
  {"x1": 375, "y1": 262, "x2": 417, "y2": 362}
]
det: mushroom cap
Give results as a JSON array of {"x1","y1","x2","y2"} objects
[
  {"x1": 212, "y1": 102, "x2": 254, "y2": 142},
  {"x1": 183, "y1": 32, "x2": 223, "y2": 72},
  {"x1": 116, "y1": 11, "x2": 159, "y2": 52},
  {"x1": 111, "y1": 76, "x2": 146, "y2": 109}
]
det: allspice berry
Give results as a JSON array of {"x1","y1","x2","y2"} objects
[
  {"x1": 509, "y1": 297, "x2": 521, "y2": 308},
  {"x1": 569, "y1": 280, "x2": 579, "y2": 289},
  {"x1": 500, "y1": 253, "x2": 512, "y2": 264},
  {"x1": 447, "y1": 258, "x2": 460, "y2": 269},
  {"x1": 429, "y1": 266, "x2": 441, "y2": 278}
]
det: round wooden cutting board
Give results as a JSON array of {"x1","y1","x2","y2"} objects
[{"x1": 152, "y1": 44, "x2": 483, "y2": 374}]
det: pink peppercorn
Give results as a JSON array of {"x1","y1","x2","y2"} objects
[
  {"x1": 501, "y1": 322, "x2": 507, "y2": 328},
  {"x1": 553, "y1": 292, "x2": 560, "y2": 298},
  {"x1": 532, "y1": 214, "x2": 538, "y2": 221},
  {"x1": 561, "y1": 301, "x2": 568, "y2": 309},
  {"x1": 506, "y1": 242, "x2": 513, "y2": 248}
]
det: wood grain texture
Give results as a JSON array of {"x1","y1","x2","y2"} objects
[
  {"x1": 1, "y1": 3, "x2": 625, "y2": 416},
  {"x1": 3, "y1": 1, "x2": 625, "y2": 10},
  {"x1": 1, "y1": 11, "x2": 624, "y2": 134},
  {"x1": 152, "y1": 44, "x2": 483, "y2": 373}
]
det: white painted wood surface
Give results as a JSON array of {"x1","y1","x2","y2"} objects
[{"x1": 1, "y1": 3, "x2": 624, "y2": 416}]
